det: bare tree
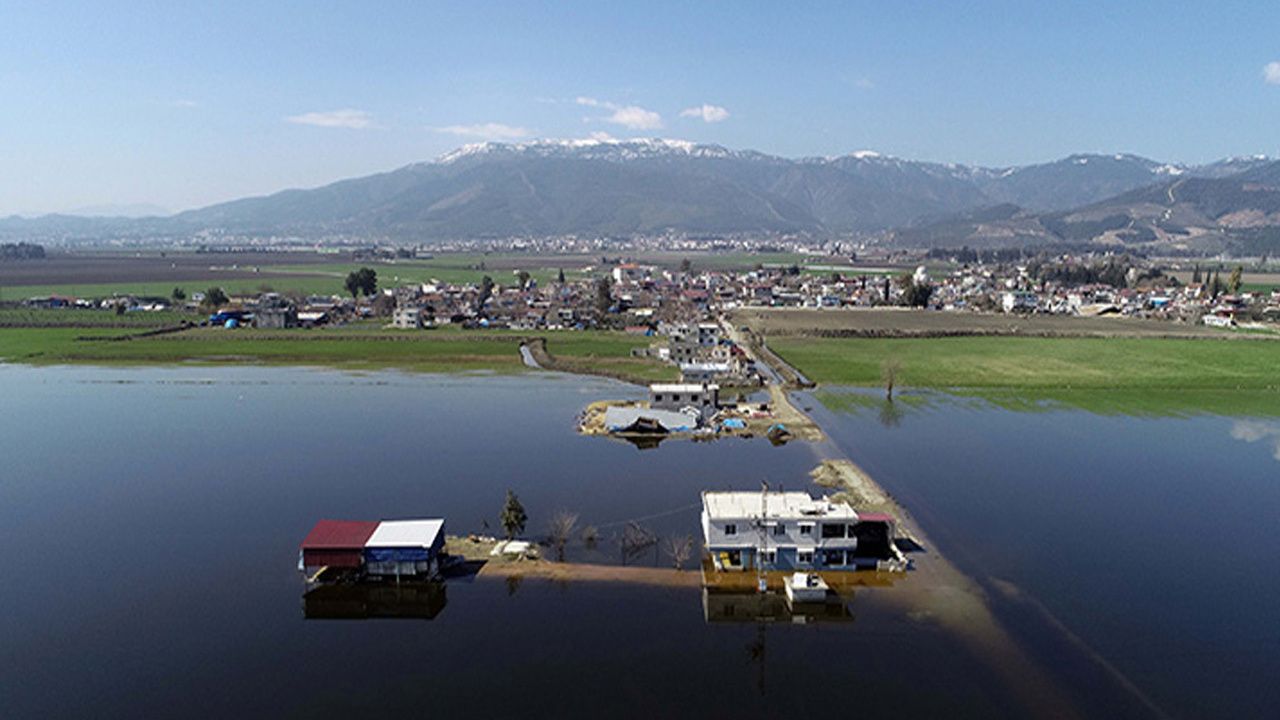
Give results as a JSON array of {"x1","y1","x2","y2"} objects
[
  {"x1": 881, "y1": 357, "x2": 902, "y2": 401},
  {"x1": 547, "y1": 510, "x2": 579, "y2": 562},
  {"x1": 663, "y1": 534, "x2": 694, "y2": 570},
  {"x1": 581, "y1": 525, "x2": 599, "y2": 550}
]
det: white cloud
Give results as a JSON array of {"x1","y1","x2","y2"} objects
[
  {"x1": 577, "y1": 96, "x2": 664, "y2": 129},
  {"x1": 285, "y1": 109, "x2": 376, "y2": 129},
  {"x1": 432, "y1": 123, "x2": 530, "y2": 140},
  {"x1": 679, "y1": 104, "x2": 730, "y2": 123},
  {"x1": 853, "y1": 77, "x2": 876, "y2": 89},
  {"x1": 1265, "y1": 62, "x2": 1280, "y2": 85},
  {"x1": 608, "y1": 105, "x2": 663, "y2": 129},
  {"x1": 1231, "y1": 420, "x2": 1280, "y2": 461}
]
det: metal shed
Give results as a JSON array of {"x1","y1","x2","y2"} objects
[
  {"x1": 300, "y1": 520, "x2": 380, "y2": 569},
  {"x1": 363, "y1": 519, "x2": 446, "y2": 578}
]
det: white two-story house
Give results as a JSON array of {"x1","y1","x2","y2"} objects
[{"x1": 701, "y1": 491, "x2": 896, "y2": 571}]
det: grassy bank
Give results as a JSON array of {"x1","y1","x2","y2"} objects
[{"x1": 0, "y1": 323, "x2": 677, "y2": 381}]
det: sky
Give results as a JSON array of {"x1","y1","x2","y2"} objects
[{"x1": 3, "y1": 0, "x2": 1280, "y2": 216}]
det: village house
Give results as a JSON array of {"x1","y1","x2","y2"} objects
[
  {"x1": 392, "y1": 306, "x2": 425, "y2": 329},
  {"x1": 649, "y1": 382, "x2": 719, "y2": 422},
  {"x1": 701, "y1": 491, "x2": 897, "y2": 572}
]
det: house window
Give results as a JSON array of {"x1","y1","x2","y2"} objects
[
  {"x1": 797, "y1": 550, "x2": 814, "y2": 565},
  {"x1": 799, "y1": 523, "x2": 813, "y2": 536},
  {"x1": 823, "y1": 549, "x2": 845, "y2": 566},
  {"x1": 673, "y1": 394, "x2": 681, "y2": 403},
  {"x1": 725, "y1": 550, "x2": 741, "y2": 567},
  {"x1": 724, "y1": 523, "x2": 737, "y2": 536},
  {"x1": 760, "y1": 550, "x2": 777, "y2": 565},
  {"x1": 821, "y1": 523, "x2": 846, "y2": 539},
  {"x1": 773, "y1": 523, "x2": 785, "y2": 536},
  {"x1": 654, "y1": 394, "x2": 663, "y2": 402}
]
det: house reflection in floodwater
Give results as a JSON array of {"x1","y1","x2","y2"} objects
[
  {"x1": 303, "y1": 581, "x2": 447, "y2": 620},
  {"x1": 702, "y1": 587, "x2": 854, "y2": 624}
]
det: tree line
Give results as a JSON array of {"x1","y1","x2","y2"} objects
[{"x1": 1, "y1": 242, "x2": 46, "y2": 260}]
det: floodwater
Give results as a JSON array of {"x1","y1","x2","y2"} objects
[
  {"x1": 1, "y1": 366, "x2": 1017, "y2": 720},
  {"x1": 2, "y1": 366, "x2": 1275, "y2": 718},
  {"x1": 807, "y1": 388, "x2": 1280, "y2": 720}
]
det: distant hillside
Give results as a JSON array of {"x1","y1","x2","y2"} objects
[
  {"x1": 890, "y1": 160, "x2": 1280, "y2": 255},
  {"x1": 0, "y1": 139, "x2": 1274, "y2": 250}
]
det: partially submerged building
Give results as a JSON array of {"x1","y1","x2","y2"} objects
[
  {"x1": 649, "y1": 383, "x2": 719, "y2": 423},
  {"x1": 701, "y1": 491, "x2": 898, "y2": 572},
  {"x1": 299, "y1": 518, "x2": 446, "y2": 581}
]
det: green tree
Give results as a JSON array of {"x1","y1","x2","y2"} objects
[
  {"x1": 595, "y1": 276, "x2": 613, "y2": 313},
  {"x1": 1228, "y1": 265, "x2": 1243, "y2": 295},
  {"x1": 477, "y1": 275, "x2": 495, "y2": 311},
  {"x1": 679, "y1": 258, "x2": 693, "y2": 274},
  {"x1": 344, "y1": 267, "x2": 377, "y2": 300},
  {"x1": 500, "y1": 489, "x2": 527, "y2": 540},
  {"x1": 201, "y1": 287, "x2": 229, "y2": 312},
  {"x1": 171, "y1": 286, "x2": 186, "y2": 303},
  {"x1": 557, "y1": 268, "x2": 566, "y2": 284},
  {"x1": 897, "y1": 274, "x2": 934, "y2": 307},
  {"x1": 516, "y1": 270, "x2": 531, "y2": 289},
  {"x1": 1191, "y1": 263, "x2": 1202, "y2": 284}
]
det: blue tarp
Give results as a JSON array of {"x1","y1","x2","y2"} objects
[
  {"x1": 722, "y1": 418, "x2": 746, "y2": 429},
  {"x1": 365, "y1": 547, "x2": 434, "y2": 563}
]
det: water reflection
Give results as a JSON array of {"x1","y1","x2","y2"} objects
[
  {"x1": 702, "y1": 587, "x2": 855, "y2": 624},
  {"x1": 303, "y1": 581, "x2": 447, "y2": 620},
  {"x1": 1230, "y1": 420, "x2": 1280, "y2": 461}
]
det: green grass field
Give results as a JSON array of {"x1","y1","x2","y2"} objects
[
  {"x1": 0, "y1": 323, "x2": 677, "y2": 381},
  {"x1": 770, "y1": 335, "x2": 1280, "y2": 391},
  {"x1": 775, "y1": 335, "x2": 1280, "y2": 416}
]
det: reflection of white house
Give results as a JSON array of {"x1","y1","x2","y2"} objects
[
  {"x1": 650, "y1": 383, "x2": 719, "y2": 422},
  {"x1": 702, "y1": 491, "x2": 896, "y2": 572}
]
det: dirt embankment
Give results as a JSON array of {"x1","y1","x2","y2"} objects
[
  {"x1": 523, "y1": 337, "x2": 654, "y2": 386},
  {"x1": 809, "y1": 459, "x2": 904, "y2": 518}
]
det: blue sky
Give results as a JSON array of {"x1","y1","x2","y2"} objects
[{"x1": 3, "y1": 0, "x2": 1280, "y2": 215}]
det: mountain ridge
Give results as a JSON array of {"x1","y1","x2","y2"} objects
[{"x1": 2, "y1": 138, "x2": 1275, "y2": 252}]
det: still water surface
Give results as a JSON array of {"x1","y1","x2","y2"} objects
[
  {"x1": 1, "y1": 366, "x2": 1013, "y2": 720},
  {"x1": 2, "y1": 366, "x2": 1276, "y2": 718},
  {"x1": 808, "y1": 388, "x2": 1280, "y2": 720}
]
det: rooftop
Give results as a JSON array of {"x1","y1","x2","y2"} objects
[
  {"x1": 651, "y1": 383, "x2": 719, "y2": 393},
  {"x1": 365, "y1": 519, "x2": 445, "y2": 548},
  {"x1": 702, "y1": 491, "x2": 859, "y2": 521}
]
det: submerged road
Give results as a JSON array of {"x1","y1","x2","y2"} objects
[{"x1": 723, "y1": 316, "x2": 1164, "y2": 720}]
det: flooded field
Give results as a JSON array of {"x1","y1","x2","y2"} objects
[{"x1": 1, "y1": 367, "x2": 1276, "y2": 718}]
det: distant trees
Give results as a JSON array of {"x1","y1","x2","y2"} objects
[
  {"x1": 476, "y1": 275, "x2": 495, "y2": 312},
  {"x1": 1, "y1": 242, "x2": 46, "y2": 260},
  {"x1": 896, "y1": 274, "x2": 933, "y2": 307},
  {"x1": 1228, "y1": 265, "x2": 1243, "y2": 295},
  {"x1": 547, "y1": 510, "x2": 579, "y2": 561},
  {"x1": 201, "y1": 287, "x2": 229, "y2": 313},
  {"x1": 171, "y1": 287, "x2": 186, "y2": 303},
  {"x1": 662, "y1": 534, "x2": 694, "y2": 570},
  {"x1": 344, "y1": 267, "x2": 377, "y2": 300},
  {"x1": 595, "y1": 276, "x2": 613, "y2": 313},
  {"x1": 515, "y1": 270, "x2": 531, "y2": 289},
  {"x1": 500, "y1": 490, "x2": 527, "y2": 540},
  {"x1": 882, "y1": 358, "x2": 902, "y2": 400}
]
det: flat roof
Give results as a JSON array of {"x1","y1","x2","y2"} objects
[
  {"x1": 650, "y1": 383, "x2": 719, "y2": 393},
  {"x1": 300, "y1": 520, "x2": 380, "y2": 550},
  {"x1": 702, "y1": 491, "x2": 859, "y2": 521},
  {"x1": 365, "y1": 519, "x2": 445, "y2": 548}
]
